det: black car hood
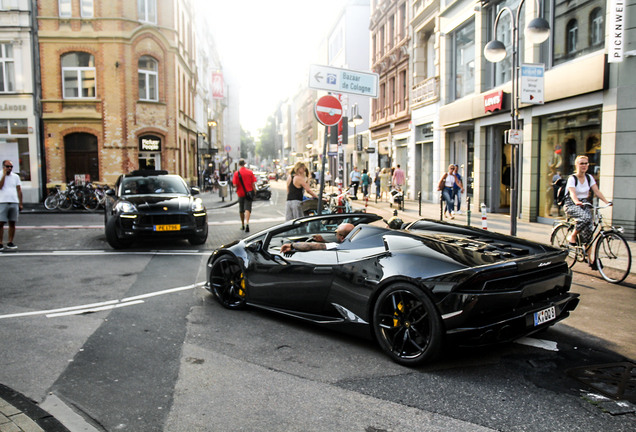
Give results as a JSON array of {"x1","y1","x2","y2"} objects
[{"x1": 124, "y1": 194, "x2": 193, "y2": 212}]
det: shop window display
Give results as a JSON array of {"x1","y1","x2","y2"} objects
[{"x1": 539, "y1": 107, "x2": 601, "y2": 218}]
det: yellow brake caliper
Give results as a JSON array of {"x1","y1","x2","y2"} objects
[
  {"x1": 393, "y1": 301, "x2": 405, "y2": 327},
  {"x1": 238, "y1": 273, "x2": 246, "y2": 298}
]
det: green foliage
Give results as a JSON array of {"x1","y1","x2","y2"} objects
[
  {"x1": 240, "y1": 126, "x2": 255, "y2": 159},
  {"x1": 255, "y1": 115, "x2": 277, "y2": 159}
]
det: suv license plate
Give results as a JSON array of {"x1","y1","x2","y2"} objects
[
  {"x1": 154, "y1": 224, "x2": 180, "y2": 231},
  {"x1": 533, "y1": 306, "x2": 556, "y2": 326}
]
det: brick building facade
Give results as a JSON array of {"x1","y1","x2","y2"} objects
[{"x1": 38, "y1": 0, "x2": 198, "y2": 187}]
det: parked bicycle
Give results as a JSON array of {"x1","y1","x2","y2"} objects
[
  {"x1": 43, "y1": 181, "x2": 107, "y2": 211},
  {"x1": 550, "y1": 202, "x2": 631, "y2": 283}
]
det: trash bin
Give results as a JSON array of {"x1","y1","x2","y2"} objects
[{"x1": 218, "y1": 181, "x2": 228, "y2": 199}]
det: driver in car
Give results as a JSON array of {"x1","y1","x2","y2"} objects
[{"x1": 280, "y1": 223, "x2": 354, "y2": 253}]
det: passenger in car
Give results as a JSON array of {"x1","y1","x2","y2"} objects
[{"x1": 280, "y1": 223, "x2": 354, "y2": 253}]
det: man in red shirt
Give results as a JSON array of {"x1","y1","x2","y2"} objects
[{"x1": 232, "y1": 159, "x2": 257, "y2": 232}]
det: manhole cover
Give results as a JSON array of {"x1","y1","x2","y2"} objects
[{"x1": 567, "y1": 362, "x2": 636, "y2": 402}]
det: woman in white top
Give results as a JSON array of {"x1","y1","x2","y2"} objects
[
  {"x1": 438, "y1": 164, "x2": 460, "y2": 219},
  {"x1": 564, "y1": 155, "x2": 611, "y2": 256}
]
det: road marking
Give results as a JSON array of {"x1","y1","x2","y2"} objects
[
  {"x1": 0, "y1": 282, "x2": 206, "y2": 319},
  {"x1": 514, "y1": 336, "x2": 559, "y2": 351}
]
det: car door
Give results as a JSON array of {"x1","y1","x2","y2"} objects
[{"x1": 247, "y1": 247, "x2": 338, "y2": 315}]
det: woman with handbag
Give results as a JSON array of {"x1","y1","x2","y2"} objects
[
  {"x1": 438, "y1": 164, "x2": 460, "y2": 219},
  {"x1": 286, "y1": 162, "x2": 319, "y2": 220}
]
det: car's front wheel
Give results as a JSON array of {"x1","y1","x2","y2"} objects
[
  {"x1": 209, "y1": 256, "x2": 246, "y2": 309},
  {"x1": 373, "y1": 283, "x2": 443, "y2": 367},
  {"x1": 188, "y1": 228, "x2": 208, "y2": 246},
  {"x1": 105, "y1": 217, "x2": 133, "y2": 249}
]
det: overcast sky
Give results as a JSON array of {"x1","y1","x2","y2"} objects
[{"x1": 198, "y1": 0, "x2": 350, "y2": 138}]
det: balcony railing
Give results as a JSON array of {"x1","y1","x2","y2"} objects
[{"x1": 411, "y1": 76, "x2": 439, "y2": 106}]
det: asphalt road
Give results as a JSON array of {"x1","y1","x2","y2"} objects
[{"x1": 0, "y1": 187, "x2": 634, "y2": 431}]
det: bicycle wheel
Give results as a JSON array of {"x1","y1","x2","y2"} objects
[
  {"x1": 57, "y1": 193, "x2": 73, "y2": 211},
  {"x1": 550, "y1": 224, "x2": 577, "y2": 268},
  {"x1": 44, "y1": 195, "x2": 59, "y2": 210},
  {"x1": 595, "y1": 231, "x2": 632, "y2": 284},
  {"x1": 83, "y1": 192, "x2": 100, "y2": 211}
]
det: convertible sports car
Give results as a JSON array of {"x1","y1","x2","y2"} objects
[
  {"x1": 205, "y1": 213, "x2": 579, "y2": 366},
  {"x1": 104, "y1": 170, "x2": 208, "y2": 249}
]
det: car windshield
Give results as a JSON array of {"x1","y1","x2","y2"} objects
[{"x1": 121, "y1": 176, "x2": 189, "y2": 195}]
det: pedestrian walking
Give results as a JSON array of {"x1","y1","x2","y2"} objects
[
  {"x1": 350, "y1": 167, "x2": 361, "y2": 197},
  {"x1": 392, "y1": 164, "x2": 405, "y2": 189},
  {"x1": 437, "y1": 164, "x2": 460, "y2": 219},
  {"x1": 373, "y1": 167, "x2": 381, "y2": 200},
  {"x1": 286, "y1": 162, "x2": 319, "y2": 220},
  {"x1": 0, "y1": 160, "x2": 23, "y2": 250},
  {"x1": 232, "y1": 159, "x2": 257, "y2": 233},
  {"x1": 379, "y1": 168, "x2": 391, "y2": 201},
  {"x1": 453, "y1": 164, "x2": 465, "y2": 214},
  {"x1": 361, "y1": 169, "x2": 370, "y2": 198}
]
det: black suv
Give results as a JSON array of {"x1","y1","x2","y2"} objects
[{"x1": 104, "y1": 170, "x2": 208, "y2": 249}]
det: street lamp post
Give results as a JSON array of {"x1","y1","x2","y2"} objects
[
  {"x1": 348, "y1": 108, "x2": 363, "y2": 171},
  {"x1": 484, "y1": 0, "x2": 550, "y2": 236}
]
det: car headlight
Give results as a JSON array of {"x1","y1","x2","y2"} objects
[
  {"x1": 116, "y1": 201, "x2": 137, "y2": 213},
  {"x1": 192, "y1": 198, "x2": 205, "y2": 212}
]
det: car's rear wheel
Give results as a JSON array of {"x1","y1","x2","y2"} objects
[
  {"x1": 105, "y1": 217, "x2": 132, "y2": 249},
  {"x1": 373, "y1": 283, "x2": 443, "y2": 367},
  {"x1": 209, "y1": 256, "x2": 247, "y2": 309}
]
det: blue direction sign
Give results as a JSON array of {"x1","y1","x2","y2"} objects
[{"x1": 308, "y1": 64, "x2": 379, "y2": 98}]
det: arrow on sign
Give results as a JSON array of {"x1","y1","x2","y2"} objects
[{"x1": 314, "y1": 72, "x2": 323, "y2": 83}]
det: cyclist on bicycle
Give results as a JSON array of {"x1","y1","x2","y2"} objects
[{"x1": 565, "y1": 155, "x2": 611, "y2": 258}]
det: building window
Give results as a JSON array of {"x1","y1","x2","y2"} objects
[
  {"x1": 451, "y1": 19, "x2": 475, "y2": 101},
  {"x1": 81, "y1": 0, "x2": 93, "y2": 18},
  {"x1": 0, "y1": 44, "x2": 15, "y2": 93},
  {"x1": 138, "y1": 0, "x2": 157, "y2": 24},
  {"x1": 380, "y1": 25, "x2": 385, "y2": 57},
  {"x1": 538, "y1": 107, "x2": 602, "y2": 219},
  {"x1": 485, "y1": 0, "x2": 529, "y2": 90},
  {"x1": 59, "y1": 0, "x2": 71, "y2": 17},
  {"x1": 0, "y1": 0, "x2": 18, "y2": 10},
  {"x1": 138, "y1": 56, "x2": 158, "y2": 101},
  {"x1": 399, "y1": 2, "x2": 407, "y2": 40},
  {"x1": 388, "y1": 15, "x2": 395, "y2": 50},
  {"x1": 62, "y1": 52, "x2": 96, "y2": 99},
  {"x1": 400, "y1": 70, "x2": 407, "y2": 111},
  {"x1": 566, "y1": 20, "x2": 578, "y2": 53},
  {"x1": 590, "y1": 8, "x2": 603, "y2": 46},
  {"x1": 0, "y1": 119, "x2": 30, "y2": 181},
  {"x1": 389, "y1": 77, "x2": 395, "y2": 114}
]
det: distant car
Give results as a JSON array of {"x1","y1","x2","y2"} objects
[
  {"x1": 268, "y1": 172, "x2": 277, "y2": 181},
  {"x1": 104, "y1": 170, "x2": 208, "y2": 249},
  {"x1": 206, "y1": 213, "x2": 579, "y2": 367}
]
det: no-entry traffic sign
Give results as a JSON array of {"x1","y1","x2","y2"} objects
[{"x1": 314, "y1": 95, "x2": 343, "y2": 126}]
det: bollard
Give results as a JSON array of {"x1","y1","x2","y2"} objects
[
  {"x1": 440, "y1": 193, "x2": 444, "y2": 220},
  {"x1": 418, "y1": 191, "x2": 422, "y2": 216},
  {"x1": 481, "y1": 203, "x2": 487, "y2": 230},
  {"x1": 466, "y1": 196, "x2": 471, "y2": 227}
]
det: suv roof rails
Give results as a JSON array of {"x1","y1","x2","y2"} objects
[{"x1": 127, "y1": 170, "x2": 169, "y2": 176}]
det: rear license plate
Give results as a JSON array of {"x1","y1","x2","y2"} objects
[
  {"x1": 154, "y1": 224, "x2": 180, "y2": 231},
  {"x1": 533, "y1": 306, "x2": 556, "y2": 326}
]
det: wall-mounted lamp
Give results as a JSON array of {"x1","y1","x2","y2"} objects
[{"x1": 208, "y1": 120, "x2": 217, "y2": 127}]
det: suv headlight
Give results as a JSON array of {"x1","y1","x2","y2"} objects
[
  {"x1": 116, "y1": 201, "x2": 137, "y2": 213},
  {"x1": 192, "y1": 198, "x2": 205, "y2": 212}
]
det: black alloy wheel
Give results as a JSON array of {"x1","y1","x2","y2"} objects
[
  {"x1": 209, "y1": 257, "x2": 247, "y2": 309},
  {"x1": 373, "y1": 284, "x2": 443, "y2": 367}
]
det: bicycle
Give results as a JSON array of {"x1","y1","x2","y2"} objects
[{"x1": 550, "y1": 202, "x2": 632, "y2": 284}]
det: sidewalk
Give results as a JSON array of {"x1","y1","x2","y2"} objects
[
  {"x1": 21, "y1": 187, "x2": 238, "y2": 214},
  {"x1": 0, "y1": 384, "x2": 69, "y2": 432}
]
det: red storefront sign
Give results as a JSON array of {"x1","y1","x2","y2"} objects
[{"x1": 484, "y1": 90, "x2": 503, "y2": 113}]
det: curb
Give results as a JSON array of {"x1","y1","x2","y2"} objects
[{"x1": 0, "y1": 384, "x2": 70, "y2": 432}]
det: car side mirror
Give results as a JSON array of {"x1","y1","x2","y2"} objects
[
  {"x1": 246, "y1": 240, "x2": 262, "y2": 253},
  {"x1": 191, "y1": 187, "x2": 200, "y2": 195},
  {"x1": 106, "y1": 189, "x2": 116, "y2": 197}
]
